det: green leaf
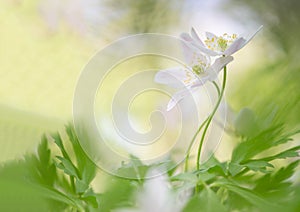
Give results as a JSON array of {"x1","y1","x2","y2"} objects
[
  {"x1": 100, "y1": 178, "x2": 136, "y2": 212},
  {"x1": 254, "y1": 160, "x2": 299, "y2": 193},
  {"x1": 234, "y1": 107, "x2": 259, "y2": 137},
  {"x1": 65, "y1": 124, "x2": 96, "y2": 185},
  {"x1": 201, "y1": 156, "x2": 227, "y2": 176},
  {"x1": 38, "y1": 135, "x2": 51, "y2": 165},
  {"x1": 215, "y1": 179, "x2": 278, "y2": 210},
  {"x1": 254, "y1": 145, "x2": 300, "y2": 162},
  {"x1": 75, "y1": 179, "x2": 89, "y2": 194},
  {"x1": 171, "y1": 172, "x2": 198, "y2": 183},
  {"x1": 55, "y1": 156, "x2": 79, "y2": 178},
  {"x1": 228, "y1": 163, "x2": 244, "y2": 176},
  {"x1": 231, "y1": 125, "x2": 299, "y2": 164},
  {"x1": 82, "y1": 188, "x2": 99, "y2": 208},
  {"x1": 33, "y1": 184, "x2": 83, "y2": 210},
  {"x1": 242, "y1": 160, "x2": 274, "y2": 173},
  {"x1": 52, "y1": 133, "x2": 71, "y2": 161},
  {"x1": 183, "y1": 187, "x2": 228, "y2": 212},
  {"x1": 26, "y1": 135, "x2": 57, "y2": 187}
]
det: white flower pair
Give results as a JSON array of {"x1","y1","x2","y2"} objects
[{"x1": 155, "y1": 26, "x2": 263, "y2": 111}]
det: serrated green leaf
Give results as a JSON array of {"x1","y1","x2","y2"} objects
[
  {"x1": 215, "y1": 179, "x2": 278, "y2": 210},
  {"x1": 65, "y1": 124, "x2": 96, "y2": 185},
  {"x1": 183, "y1": 186, "x2": 228, "y2": 212},
  {"x1": 228, "y1": 163, "x2": 244, "y2": 176},
  {"x1": 55, "y1": 156, "x2": 79, "y2": 178},
  {"x1": 82, "y1": 162, "x2": 96, "y2": 184},
  {"x1": 201, "y1": 156, "x2": 227, "y2": 176},
  {"x1": 82, "y1": 188, "x2": 99, "y2": 208},
  {"x1": 75, "y1": 179, "x2": 89, "y2": 194},
  {"x1": 65, "y1": 125, "x2": 86, "y2": 172},
  {"x1": 231, "y1": 126, "x2": 299, "y2": 164},
  {"x1": 256, "y1": 145, "x2": 300, "y2": 162},
  {"x1": 82, "y1": 195, "x2": 98, "y2": 208},
  {"x1": 242, "y1": 160, "x2": 274, "y2": 172},
  {"x1": 33, "y1": 184, "x2": 84, "y2": 211},
  {"x1": 38, "y1": 135, "x2": 51, "y2": 165},
  {"x1": 171, "y1": 172, "x2": 198, "y2": 183},
  {"x1": 52, "y1": 133, "x2": 71, "y2": 161},
  {"x1": 26, "y1": 136, "x2": 57, "y2": 187},
  {"x1": 249, "y1": 160, "x2": 300, "y2": 203},
  {"x1": 100, "y1": 178, "x2": 136, "y2": 211}
]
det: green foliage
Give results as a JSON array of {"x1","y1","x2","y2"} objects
[
  {"x1": 17, "y1": 124, "x2": 100, "y2": 211},
  {"x1": 183, "y1": 186, "x2": 227, "y2": 212},
  {"x1": 99, "y1": 178, "x2": 137, "y2": 212},
  {"x1": 0, "y1": 119, "x2": 299, "y2": 211}
]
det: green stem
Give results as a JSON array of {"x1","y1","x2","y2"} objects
[
  {"x1": 184, "y1": 117, "x2": 209, "y2": 172},
  {"x1": 184, "y1": 80, "x2": 222, "y2": 172},
  {"x1": 196, "y1": 66, "x2": 227, "y2": 171},
  {"x1": 212, "y1": 81, "x2": 221, "y2": 97}
]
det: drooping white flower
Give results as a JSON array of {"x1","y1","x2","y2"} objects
[
  {"x1": 181, "y1": 25, "x2": 263, "y2": 56},
  {"x1": 155, "y1": 42, "x2": 233, "y2": 111}
]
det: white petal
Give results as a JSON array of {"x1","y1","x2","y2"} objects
[
  {"x1": 190, "y1": 75, "x2": 211, "y2": 88},
  {"x1": 219, "y1": 101, "x2": 236, "y2": 127},
  {"x1": 225, "y1": 25, "x2": 263, "y2": 55},
  {"x1": 181, "y1": 32, "x2": 220, "y2": 56},
  {"x1": 208, "y1": 56, "x2": 234, "y2": 81},
  {"x1": 180, "y1": 32, "x2": 194, "y2": 43},
  {"x1": 190, "y1": 27, "x2": 205, "y2": 46},
  {"x1": 205, "y1": 31, "x2": 217, "y2": 40},
  {"x1": 196, "y1": 45, "x2": 221, "y2": 56},
  {"x1": 181, "y1": 43, "x2": 209, "y2": 66},
  {"x1": 155, "y1": 67, "x2": 197, "y2": 88},
  {"x1": 241, "y1": 25, "x2": 263, "y2": 48},
  {"x1": 167, "y1": 88, "x2": 193, "y2": 111},
  {"x1": 181, "y1": 40, "x2": 202, "y2": 65},
  {"x1": 223, "y1": 37, "x2": 246, "y2": 56},
  {"x1": 180, "y1": 33, "x2": 202, "y2": 50}
]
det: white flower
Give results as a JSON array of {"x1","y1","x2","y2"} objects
[
  {"x1": 155, "y1": 42, "x2": 233, "y2": 111},
  {"x1": 181, "y1": 25, "x2": 263, "y2": 56}
]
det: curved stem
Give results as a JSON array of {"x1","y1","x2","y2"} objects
[
  {"x1": 196, "y1": 66, "x2": 227, "y2": 171},
  {"x1": 184, "y1": 117, "x2": 209, "y2": 172},
  {"x1": 212, "y1": 81, "x2": 221, "y2": 97},
  {"x1": 184, "y1": 80, "x2": 222, "y2": 172}
]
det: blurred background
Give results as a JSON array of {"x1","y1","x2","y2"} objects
[
  {"x1": 0, "y1": 0, "x2": 299, "y2": 166},
  {"x1": 1, "y1": 0, "x2": 300, "y2": 210}
]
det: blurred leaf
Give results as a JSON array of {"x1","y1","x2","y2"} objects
[
  {"x1": 75, "y1": 179, "x2": 89, "y2": 194},
  {"x1": 56, "y1": 156, "x2": 79, "y2": 178},
  {"x1": 234, "y1": 107, "x2": 259, "y2": 137},
  {"x1": 201, "y1": 156, "x2": 227, "y2": 176},
  {"x1": 82, "y1": 188, "x2": 100, "y2": 209},
  {"x1": 26, "y1": 135, "x2": 57, "y2": 186},
  {"x1": 242, "y1": 160, "x2": 274, "y2": 172},
  {"x1": 100, "y1": 178, "x2": 136, "y2": 212},
  {"x1": 183, "y1": 187, "x2": 227, "y2": 212},
  {"x1": 66, "y1": 124, "x2": 96, "y2": 185},
  {"x1": 244, "y1": 145, "x2": 300, "y2": 164},
  {"x1": 216, "y1": 179, "x2": 278, "y2": 210},
  {"x1": 231, "y1": 125, "x2": 299, "y2": 164},
  {"x1": 254, "y1": 160, "x2": 299, "y2": 194},
  {"x1": 51, "y1": 124, "x2": 100, "y2": 208},
  {"x1": 171, "y1": 172, "x2": 198, "y2": 183}
]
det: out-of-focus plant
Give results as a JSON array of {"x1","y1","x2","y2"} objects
[
  {"x1": 1, "y1": 114, "x2": 299, "y2": 211},
  {"x1": 224, "y1": 0, "x2": 300, "y2": 128},
  {"x1": 1, "y1": 25, "x2": 300, "y2": 211},
  {"x1": 104, "y1": 0, "x2": 182, "y2": 34}
]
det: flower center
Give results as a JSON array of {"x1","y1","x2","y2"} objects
[
  {"x1": 205, "y1": 33, "x2": 237, "y2": 52},
  {"x1": 192, "y1": 65, "x2": 204, "y2": 75}
]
